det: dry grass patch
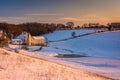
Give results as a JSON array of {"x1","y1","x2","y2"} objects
[{"x1": 0, "y1": 49, "x2": 114, "y2": 80}]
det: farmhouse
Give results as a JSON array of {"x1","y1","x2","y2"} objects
[
  {"x1": 12, "y1": 32, "x2": 45, "y2": 46},
  {"x1": 11, "y1": 39, "x2": 23, "y2": 45}
]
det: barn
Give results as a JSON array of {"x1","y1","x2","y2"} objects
[{"x1": 12, "y1": 32, "x2": 45, "y2": 46}]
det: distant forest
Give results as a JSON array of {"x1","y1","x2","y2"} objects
[
  {"x1": 0, "y1": 22, "x2": 113, "y2": 39},
  {"x1": 0, "y1": 22, "x2": 58, "y2": 39}
]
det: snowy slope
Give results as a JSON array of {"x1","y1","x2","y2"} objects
[
  {"x1": 45, "y1": 32, "x2": 120, "y2": 59},
  {"x1": 44, "y1": 29, "x2": 95, "y2": 41},
  {"x1": 43, "y1": 30, "x2": 120, "y2": 59},
  {"x1": 42, "y1": 30, "x2": 120, "y2": 79},
  {"x1": 7, "y1": 30, "x2": 120, "y2": 79}
]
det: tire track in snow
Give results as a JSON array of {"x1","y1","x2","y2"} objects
[{"x1": 45, "y1": 46, "x2": 87, "y2": 55}]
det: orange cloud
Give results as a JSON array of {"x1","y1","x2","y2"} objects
[
  {"x1": 60, "y1": 17, "x2": 81, "y2": 21},
  {"x1": 60, "y1": 17, "x2": 110, "y2": 21}
]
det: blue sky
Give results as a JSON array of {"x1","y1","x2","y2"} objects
[{"x1": 0, "y1": 0, "x2": 120, "y2": 26}]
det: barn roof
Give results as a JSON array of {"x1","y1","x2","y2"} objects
[{"x1": 33, "y1": 36, "x2": 45, "y2": 40}]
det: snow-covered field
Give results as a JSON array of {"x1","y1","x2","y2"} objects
[
  {"x1": 44, "y1": 29, "x2": 95, "y2": 41},
  {"x1": 44, "y1": 31, "x2": 120, "y2": 59},
  {"x1": 6, "y1": 29, "x2": 120, "y2": 79},
  {"x1": 42, "y1": 30, "x2": 120, "y2": 79}
]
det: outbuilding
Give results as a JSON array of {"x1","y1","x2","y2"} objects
[{"x1": 12, "y1": 32, "x2": 45, "y2": 46}]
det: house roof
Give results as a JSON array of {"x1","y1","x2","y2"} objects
[
  {"x1": 33, "y1": 36, "x2": 45, "y2": 40},
  {"x1": 16, "y1": 33, "x2": 26, "y2": 39}
]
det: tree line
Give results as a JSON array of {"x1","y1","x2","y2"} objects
[
  {"x1": 0, "y1": 22, "x2": 57, "y2": 39},
  {"x1": 0, "y1": 22, "x2": 114, "y2": 40}
]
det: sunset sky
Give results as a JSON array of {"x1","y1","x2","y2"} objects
[{"x1": 0, "y1": 0, "x2": 120, "y2": 26}]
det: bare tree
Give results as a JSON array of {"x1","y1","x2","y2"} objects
[{"x1": 66, "y1": 22, "x2": 74, "y2": 29}]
